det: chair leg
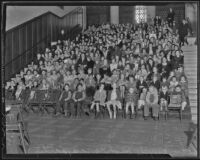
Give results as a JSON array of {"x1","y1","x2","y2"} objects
[{"x1": 180, "y1": 109, "x2": 182, "y2": 122}]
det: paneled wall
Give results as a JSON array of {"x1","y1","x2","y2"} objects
[
  {"x1": 4, "y1": 7, "x2": 83, "y2": 81},
  {"x1": 119, "y1": 6, "x2": 134, "y2": 24},
  {"x1": 156, "y1": 3, "x2": 185, "y2": 26},
  {"x1": 86, "y1": 6, "x2": 110, "y2": 26}
]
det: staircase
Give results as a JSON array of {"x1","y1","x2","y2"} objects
[{"x1": 183, "y1": 44, "x2": 198, "y2": 124}]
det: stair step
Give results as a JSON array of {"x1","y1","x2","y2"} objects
[
  {"x1": 190, "y1": 107, "x2": 197, "y2": 112},
  {"x1": 189, "y1": 97, "x2": 197, "y2": 101},
  {"x1": 191, "y1": 115, "x2": 197, "y2": 124},
  {"x1": 188, "y1": 86, "x2": 197, "y2": 89},
  {"x1": 190, "y1": 102, "x2": 197, "y2": 107},
  {"x1": 189, "y1": 88, "x2": 197, "y2": 92}
]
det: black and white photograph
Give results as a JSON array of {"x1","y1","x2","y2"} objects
[{"x1": 1, "y1": 1, "x2": 199, "y2": 159}]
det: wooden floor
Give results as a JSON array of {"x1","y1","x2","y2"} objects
[{"x1": 21, "y1": 112, "x2": 197, "y2": 157}]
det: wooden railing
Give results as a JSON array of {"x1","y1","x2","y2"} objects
[{"x1": 4, "y1": 7, "x2": 83, "y2": 82}]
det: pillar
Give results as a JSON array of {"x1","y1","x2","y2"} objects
[
  {"x1": 110, "y1": 6, "x2": 119, "y2": 24},
  {"x1": 82, "y1": 6, "x2": 87, "y2": 32}
]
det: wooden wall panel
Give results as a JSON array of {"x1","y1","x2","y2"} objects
[
  {"x1": 5, "y1": 63, "x2": 12, "y2": 81},
  {"x1": 12, "y1": 57, "x2": 20, "y2": 75},
  {"x1": 47, "y1": 14, "x2": 52, "y2": 42},
  {"x1": 37, "y1": 18, "x2": 42, "y2": 43},
  {"x1": 32, "y1": 21, "x2": 37, "y2": 47},
  {"x1": 19, "y1": 26, "x2": 27, "y2": 55},
  {"x1": 12, "y1": 30, "x2": 20, "y2": 59},
  {"x1": 86, "y1": 6, "x2": 110, "y2": 26},
  {"x1": 119, "y1": 6, "x2": 134, "y2": 24},
  {"x1": 5, "y1": 32, "x2": 12, "y2": 65},
  {"x1": 4, "y1": 7, "x2": 83, "y2": 81},
  {"x1": 27, "y1": 22, "x2": 32, "y2": 49},
  {"x1": 42, "y1": 15, "x2": 47, "y2": 39}
]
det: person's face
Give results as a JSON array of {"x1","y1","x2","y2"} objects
[
  {"x1": 129, "y1": 88, "x2": 134, "y2": 93},
  {"x1": 33, "y1": 82, "x2": 37, "y2": 87},
  {"x1": 176, "y1": 51, "x2": 180, "y2": 57},
  {"x1": 47, "y1": 72, "x2": 51, "y2": 76},
  {"x1": 112, "y1": 83, "x2": 117, "y2": 89},
  {"x1": 37, "y1": 54, "x2": 41, "y2": 59},
  {"x1": 178, "y1": 67, "x2": 183, "y2": 72},
  {"x1": 172, "y1": 77, "x2": 176, "y2": 82},
  {"x1": 170, "y1": 72, "x2": 174, "y2": 76},
  {"x1": 149, "y1": 86, "x2": 154, "y2": 92},
  {"x1": 65, "y1": 85, "x2": 69, "y2": 91},
  {"x1": 88, "y1": 68, "x2": 92, "y2": 74},
  {"x1": 175, "y1": 87, "x2": 181, "y2": 92},
  {"x1": 162, "y1": 78, "x2": 166, "y2": 82},
  {"x1": 78, "y1": 85, "x2": 82, "y2": 91},
  {"x1": 129, "y1": 77, "x2": 134, "y2": 82},
  {"x1": 34, "y1": 71, "x2": 37, "y2": 75},
  {"x1": 27, "y1": 71, "x2": 31, "y2": 75},
  {"x1": 100, "y1": 84, "x2": 104, "y2": 90},
  {"x1": 140, "y1": 76, "x2": 144, "y2": 81},
  {"x1": 153, "y1": 67, "x2": 157, "y2": 73},
  {"x1": 162, "y1": 87, "x2": 167, "y2": 92},
  {"x1": 180, "y1": 76, "x2": 186, "y2": 82}
]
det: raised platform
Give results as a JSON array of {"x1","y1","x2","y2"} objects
[{"x1": 21, "y1": 113, "x2": 196, "y2": 157}]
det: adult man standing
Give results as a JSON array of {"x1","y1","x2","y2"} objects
[
  {"x1": 179, "y1": 19, "x2": 189, "y2": 46},
  {"x1": 167, "y1": 8, "x2": 175, "y2": 27}
]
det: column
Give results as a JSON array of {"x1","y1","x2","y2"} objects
[
  {"x1": 82, "y1": 6, "x2": 87, "y2": 32},
  {"x1": 110, "y1": 6, "x2": 119, "y2": 24}
]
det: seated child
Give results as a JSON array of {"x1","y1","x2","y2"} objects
[
  {"x1": 90, "y1": 83, "x2": 107, "y2": 116},
  {"x1": 169, "y1": 76, "x2": 179, "y2": 93},
  {"x1": 56, "y1": 84, "x2": 73, "y2": 117},
  {"x1": 169, "y1": 85, "x2": 187, "y2": 111},
  {"x1": 106, "y1": 83, "x2": 122, "y2": 119},
  {"x1": 144, "y1": 85, "x2": 160, "y2": 120},
  {"x1": 72, "y1": 83, "x2": 86, "y2": 118},
  {"x1": 179, "y1": 75, "x2": 189, "y2": 98},
  {"x1": 159, "y1": 85, "x2": 170, "y2": 111},
  {"x1": 125, "y1": 87, "x2": 138, "y2": 118},
  {"x1": 138, "y1": 87, "x2": 147, "y2": 109}
]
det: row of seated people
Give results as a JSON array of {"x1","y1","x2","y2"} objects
[{"x1": 5, "y1": 72, "x2": 188, "y2": 120}]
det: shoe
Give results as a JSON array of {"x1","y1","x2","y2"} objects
[{"x1": 144, "y1": 117, "x2": 148, "y2": 120}]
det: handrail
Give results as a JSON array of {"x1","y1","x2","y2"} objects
[{"x1": 6, "y1": 7, "x2": 83, "y2": 33}]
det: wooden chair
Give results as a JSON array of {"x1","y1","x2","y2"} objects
[
  {"x1": 166, "y1": 94, "x2": 182, "y2": 122},
  {"x1": 28, "y1": 90, "x2": 44, "y2": 114},
  {"x1": 42, "y1": 89, "x2": 61, "y2": 115},
  {"x1": 158, "y1": 102, "x2": 168, "y2": 120},
  {"x1": 117, "y1": 99, "x2": 126, "y2": 119}
]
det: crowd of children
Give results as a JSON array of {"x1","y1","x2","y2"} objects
[{"x1": 5, "y1": 17, "x2": 189, "y2": 120}]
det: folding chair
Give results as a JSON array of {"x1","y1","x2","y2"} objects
[
  {"x1": 6, "y1": 105, "x2": 31, "y2": 145},
  {"x1": 6, "y1": 123, "x2": 29, "y2": 153}
]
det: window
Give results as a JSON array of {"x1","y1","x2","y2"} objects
[{"x1": 135, "y1": 6, "x2": 147, "y2": 23}]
